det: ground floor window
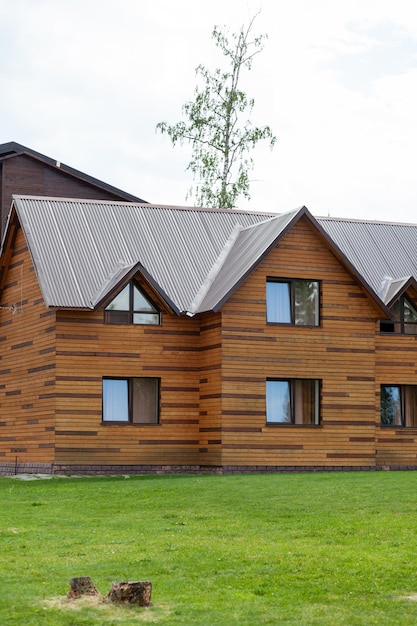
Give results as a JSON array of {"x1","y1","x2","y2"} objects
[
  {"x1": 266, "y1": 379, "x2": 320, "y2": 425},
  {"x1": 380, "y1": 385, "x2": 417, "y2": 427},
  {"x1": 102, "y1": 377, "x2": 159, "y2": 424}
]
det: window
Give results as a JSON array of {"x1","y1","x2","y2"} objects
[
  {"x1": 380, "y1": 295, "x2": 417, "y2": 334},
  {"x1": 266, "y1": 379, "x2": 320, "y2": 425},
  {"x1": 266, "y1": 279, "x2": 319, "y2": 326},
  {"x1": 380, "y1": 385, "x2": 417, "y2": 427},
  {"x1": 103, "y1": 377, "x2": 159, "y2": 424},
  {"x1": 105, "y1": 281, "x2": 160, "y2": 325}
]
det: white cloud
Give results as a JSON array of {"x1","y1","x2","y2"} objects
[{"x1": 1, "y1": 0, "x2": 417, "y2": 221}]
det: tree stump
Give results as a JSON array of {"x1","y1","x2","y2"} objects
[
  {"x1": 106, "y1": 581, "x2": 152, "y2": 606},
  {"x1": 67, "y1": 576, "x2": 99, "y2": 599}
]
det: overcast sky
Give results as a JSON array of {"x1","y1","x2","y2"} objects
[{"x1": 1, "y1": 0, "x2": 417, "y2": 222}]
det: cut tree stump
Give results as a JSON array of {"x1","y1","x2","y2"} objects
[
  {"x1": 106, "y1": 581, "x2": 152, "y2": 606},
  {"x1": 67, "y1": 576, "x2": 99, "y2": 599}
]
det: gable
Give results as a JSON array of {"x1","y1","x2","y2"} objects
[
  {"x1": 319, "y1": 217, "x2": 417, "y2": 299},
  {"x1": 190, "y1": 209, "x2": 390, "y2": 317},
  {"x1": 222, "y1": 215, "x2": 389, "y2": 320},
  {"x1": 188, "y1": 210, "x2": 300, "y2": 314}
]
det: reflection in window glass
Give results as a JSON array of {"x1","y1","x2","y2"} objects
[
  {"x1": 105, "y1": 281, "x2": 160, "y2": 325},
  {"x1": 381, "y1": 385, "x2": 417, "y2": 427},
  {"x1": 102, "y1": 377, "x2": 159, "y2": 424},
  {"x1": 103, "y1": 379, "x2": 129, "y2": 422},
  {"x1": 266, "y1": 379, "x2": 320, "y2": 425},
  {"x1": 106, "y1": 285, "x2": 130, "y2": 311},
  {"x1": 380, "y1": 386, "x2": 402, "y2": 426},
  {"x1": 266, "y1": 380, "x2": 291, "y2": 423},
  {"x1": 134, "y1": 285, "x2": 155, "y2": 312},
  {"x1": 294, "y1": 281, "x2": 319, "y2": 326},
  {"x1": 267, "y1": 279, "x2": 319, "y2": 326},
  {"x1": 266, "y1": 282, "x2": 291, "y2": 323}
]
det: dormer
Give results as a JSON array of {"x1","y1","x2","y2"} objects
[{"x1": 379, "y1": 277, "x2": 417, "y2": 334}]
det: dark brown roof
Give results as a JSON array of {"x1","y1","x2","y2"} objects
[{"x1": 0, "y1": 142, "x2": 147, "y2": 204}]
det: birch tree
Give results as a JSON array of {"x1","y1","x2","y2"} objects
[{"x1": 156, "y1": 14, "x2": 276, "y2": 209}]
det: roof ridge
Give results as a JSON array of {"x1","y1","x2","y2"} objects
[
  {"x1": 238, "y1": 208, "x2": 299, "y2": 232},
  {"x1": 11, "y1": 194, "x2": 277, "y2": 216},
  {"x1": 318, "y1": 215, "x2": 417, "y2": 228},
  {"x1": 187, "y1": 223, "x2": 243, "y2": 316}
]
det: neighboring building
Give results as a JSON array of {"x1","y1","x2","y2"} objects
[
  {"x1": 0, "y1": 196, "x2": 417, "y2": 475},
  {"x1": 0, "y1": 142, "x2": 146, "y2": 235}
]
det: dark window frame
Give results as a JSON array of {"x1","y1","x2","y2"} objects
[
  {"x1": 266, "y1": 378, "x2": 321, "y2": 426},
  {"x1": 380, "y1": 294, "x2": 417, "y2": 335},
  {"x1": 266, "y1": 278, "x2": 320, "y2": 327},
  {"x1": 104, "y1": 279, "x2": 161, "y2": 325},
  {"x1": 380, "y1": 384, "x2": 417, "y2": 428},
  {"x1": 102, "y1": 376, "x2": 160, "y2": 425}
]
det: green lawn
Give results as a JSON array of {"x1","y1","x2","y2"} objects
[{"x1": 1, "y1": 471, "x2": 417, "y2": 625}]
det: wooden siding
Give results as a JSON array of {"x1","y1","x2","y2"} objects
[
  {"x1": 198, "y1": 313, "x2": 223, "y2": 465},
  {"x1": 54, "y1": 289, "x2": 201, "y2": 466},
  {"x1": 376, "y1": 303, "x2": 417, "y2": 466},
  {"x1": 219, "y1": 215, "x2": 381, "y2": 467},
  {"x1": 0, "y1": 154, "x2": 136, "y2": 234},
  {"x1": 0, "y1": 228, "x2": 56, "y2": 463}
]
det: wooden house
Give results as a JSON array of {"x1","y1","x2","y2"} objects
[
  {"x1": 1, "y1": 196, "x2": 417, "y2": 475},
  {"x1": 0, "y1": 142, "x2": 146, "y2": 236}
]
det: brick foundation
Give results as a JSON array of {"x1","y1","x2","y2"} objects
[
  {"x1": 1, "y1": 462, "x2": 417, "y2": 476},
  {"x1": 0, "y1": 462, "x2": 54, "y2": 476}
]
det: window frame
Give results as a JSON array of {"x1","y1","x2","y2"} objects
[
  {"x1": 102, "y1": 376, "x2": 160, "y2": 425},
  {"x1": 104, "y1": 280, "x2": 161, "y2": 325},
  {"x1": 380, "y1": 384, "x2": 417, "y2": 428},
  {"x1": 266, "y1": 378, "x2": 321, "y2": 426},
  {"x1": 380, "y1": 294, "x2": 417, "y2": 335},
  {"x1": 266, "y1": 278, "x2": 320, "y2": 327}
]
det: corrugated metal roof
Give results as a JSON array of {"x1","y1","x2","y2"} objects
[
  {"x1": 11, "y1": 196, "x2": 274, "y2": 312},
  {"x1": 8, "y1": 197, "x2": 417, "y2": 315},
  {"x1": 191, "y1": 210, "x2": 300, "y2": 313},
  {"x1": 318, "y1": 217, "x2": 417, "y2": 301}
]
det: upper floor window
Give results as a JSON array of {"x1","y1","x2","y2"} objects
[
  {"x1": 266, "y1": 379, "x2": 320, "y2": 425},
  {"x1": 105, "y1": 281, "x2": 161, "y2": 325},
  {"x1": 380, "y1": 295, "x2": 417, "y2": 334},
  {"x1": 380, "y1": 385, "x2": 417, "y2": 427},
  {"x1": 266, "y1": 279, "x2": 319, "y2": 326}
]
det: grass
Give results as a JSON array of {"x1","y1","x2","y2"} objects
[{"x1": 1, "y1": 471, "x2": 417, "y2": 625}]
